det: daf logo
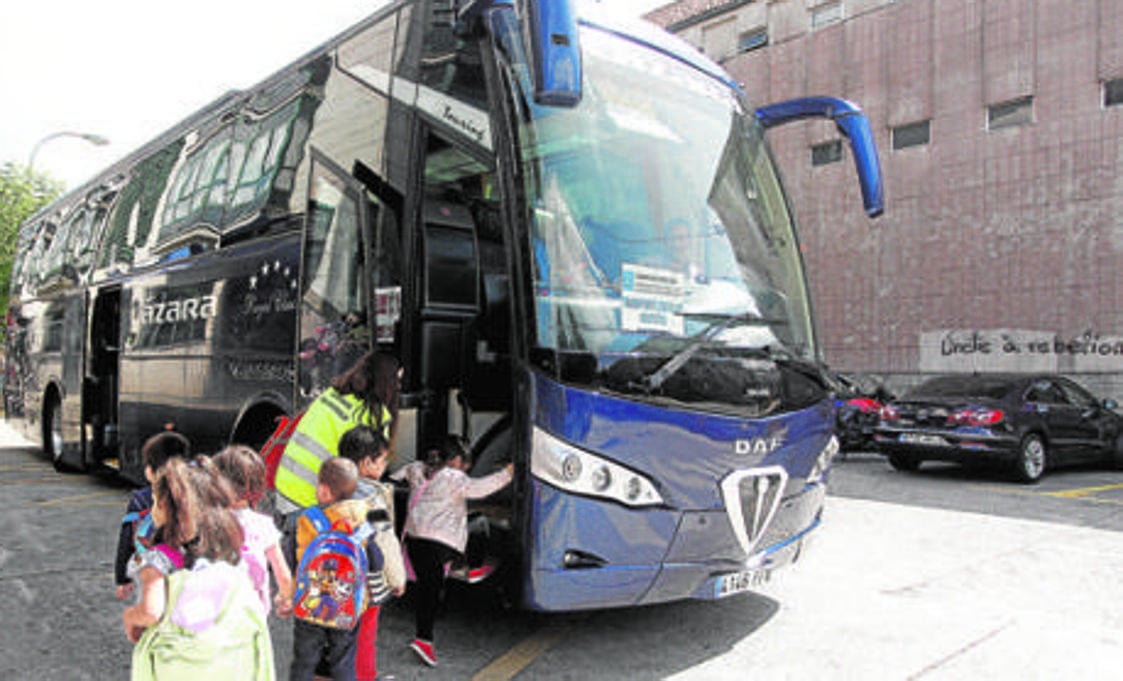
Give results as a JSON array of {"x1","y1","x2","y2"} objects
[{"x1": 734, "y1": 432, "x2": 785, "y2": 456}]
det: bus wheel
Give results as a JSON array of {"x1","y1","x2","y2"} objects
[
  {"x1": 232, "y1": 405, "x2": 286, "y2": 452},
  {"x1": 43, "y1": 394, "x2": 67, "y2": 471}
]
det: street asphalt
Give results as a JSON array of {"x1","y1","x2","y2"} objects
[{"x1": 1, "y1": 418, "x2": 1120, "y2": 679}]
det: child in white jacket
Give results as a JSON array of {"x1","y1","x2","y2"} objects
[
  {"x1": 391, "y1": 435, "x2": 512, "y2": 668},
  {"x1": 338, "y1": 425, "x2": 406, "y2": 681}
]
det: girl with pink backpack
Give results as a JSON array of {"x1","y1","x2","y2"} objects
[{"x1": 123, "y1": 456, "x2": 275, "y2": 680}]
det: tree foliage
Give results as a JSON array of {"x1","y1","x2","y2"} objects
[{"x1": 0, "y1": 162, "x2": 65, "y2": 322}]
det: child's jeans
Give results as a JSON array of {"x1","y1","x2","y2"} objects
[
  {"x1": 291, "y1": 618, "x2": 358, "y2": 681},
  {"x1": 355, "y1": 604, "x2": 381, "y2": 681}
]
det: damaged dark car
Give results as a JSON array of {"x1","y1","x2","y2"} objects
[{"x1": 873, "y1": 373, "x2": 1123, "y2": 482}]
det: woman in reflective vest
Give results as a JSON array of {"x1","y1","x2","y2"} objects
[{"x1": 275, "y1": 351, "x2": 401, "y2": 514}]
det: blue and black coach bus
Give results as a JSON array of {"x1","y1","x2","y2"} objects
[{"x1": 4, "y1": 0, "x2": 882, "y2": 610}]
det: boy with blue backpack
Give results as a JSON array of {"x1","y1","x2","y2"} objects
[{"x1": 284, "y1": 456, "x2": 385, "y2": 681}]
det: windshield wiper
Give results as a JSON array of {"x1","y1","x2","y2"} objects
[
  {"x1": 632, "y1": 312, "x2": 773, "y2": 393},
  {"x1": 758, "y1": 344, "x2": 829, "y2": 386}
]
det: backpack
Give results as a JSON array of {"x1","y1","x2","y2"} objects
[
  {"x1": 122, "y1": 507, "x2": 158, "y2": 566},
  {"x1": 364, "y1": 507, "x2": 396, "y2": 605},
  {"x1": 261, "y1": 412, "x2": 305, "y2": 491},
  {"x1": 130, "y1": 561, "x2": 274, "y2": 681},
  {"x1": 292, "y1": 507, "x2": 378, "y2": 630}
]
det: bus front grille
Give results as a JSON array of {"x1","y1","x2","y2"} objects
[{"x1": 719, "y1": 466, "x2": 788, "y2": 558}]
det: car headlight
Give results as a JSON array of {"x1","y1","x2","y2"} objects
[
  {"x1": 531, "y1": 427, "x2": 664, "y2": 507},
  {"x1": 807, "y1": 435, "x2": 839, "y2": 485}
]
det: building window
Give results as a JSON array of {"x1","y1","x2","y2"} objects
[
  {"x1": 988, "y1": 96, "x2": 1034, "y2": 130},
  {"x1": 811, "y1": 140, "x2": 843, "y2": 166},
  {"x1": 1104, "y1": 78, "x2": 1123, "y2": 107},
  {"x1": 892, "y1": 120, "x2": 930, "y2": 150},
  {"x1": 738, "y1": 27, "x2": 768, "y2": 53},
  {"x1": 811, "y1": 2, "x2": 843, "y2": 30}
]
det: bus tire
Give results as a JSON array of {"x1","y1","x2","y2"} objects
[
  {"x1": 43, "y1": 393, "x2": 68, "y2": 472},
  {"x1": 231, "y1": 403, "x2": 287, "y2": 452}
]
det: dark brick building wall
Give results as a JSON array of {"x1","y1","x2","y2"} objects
[{"x1": 649, "y1": 0, "x2": 1123, "y2": 397}]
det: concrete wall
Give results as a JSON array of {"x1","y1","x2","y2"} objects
[{"x1": 651, "y1": 0, "x2": 1123, "y2": 401}]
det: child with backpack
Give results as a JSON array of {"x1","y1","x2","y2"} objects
[
  {"x1": 284, "y1": 457, "x2": 382, "y2": 681},
  {"x1": 114, "y1": 429, "x2": 191, "y2": 600},
  {"x1": 338, "y1": 426, "x2": 406, "y2": 681},
  {"x1": 213, "y1": 444, "x2": 295, "y2": 617},
  {"x1": 124, "y1": 456, "x2": 275, "y2": 681},
  {"x1": 391, "y1": 435, "x2": 513, "y2": 668}
]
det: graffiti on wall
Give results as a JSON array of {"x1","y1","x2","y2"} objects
[{"x1": 919, "y1": 329, "x2": 1123, "y2": 373}]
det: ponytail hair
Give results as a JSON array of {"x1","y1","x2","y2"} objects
[
  {"x1": 185, "y1": 456, "x2": 243, "y2": 567},
  {"x1": 153, "y1": 456, "x2": 243, "y2": 568},
  {"x1": 423, "y1": 435, "x2": 470, "y2": 479},
  {"x1": 152, "y1": 458, "x2": 200, "y2": 553}
]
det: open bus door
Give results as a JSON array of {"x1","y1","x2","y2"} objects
[
  {"x1": 295, "y1": 150, "x2": 374, "y2": 409},
  {"x1": 86, "y1": 286, "x2": 121, "y2": 468},
  {"x1": 409, "y1": 129, "x2": 517, "y2": 586}
]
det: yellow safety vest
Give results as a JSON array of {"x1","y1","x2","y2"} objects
[{"x1": 274, "y1": 388, "x2": 391, "y2": 512}]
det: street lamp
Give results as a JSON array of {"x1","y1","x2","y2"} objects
[{"x1": 28, "y1": 131, "x2": 110, "y2": 171}]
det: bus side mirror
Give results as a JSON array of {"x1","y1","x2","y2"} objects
[
  {"x1": 519, "y1": 0, "x2": 582, "y2": 107},
  {"x1": 467, "y1": 0, "x2": 581, "y2": 107},
  {"x1": 755, "y1": 96, "x2": 884, "y2": 218}
]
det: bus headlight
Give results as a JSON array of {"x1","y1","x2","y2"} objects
[
  {"x1": 531, "y1": 428, "x2": 664, "y2": 507},
  {"x1": 807, "y1": 435, "x2": 839, "y2": 485}
]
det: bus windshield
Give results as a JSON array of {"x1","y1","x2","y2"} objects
[{"x1": 519, "y1": 26, "x2": 814, "y2": 365}]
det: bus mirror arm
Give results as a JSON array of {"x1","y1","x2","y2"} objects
[{"x1": 755, "y1": 96, "x2": 884, "y2": 218}]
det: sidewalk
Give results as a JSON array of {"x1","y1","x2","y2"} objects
[
  {"x1": 676, "y1": 495, "x2": 1123, "y2": 680},
  {"x1": 0, "y1": 418, "x2": 32, "y2": 446}
]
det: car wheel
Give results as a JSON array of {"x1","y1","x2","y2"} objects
[
  {"x1": 1011, "y1": 433, "x2": 1046, "y2": 483},
  {"x1": 43, "y1": 394, "x2": 66, "y2": 471},
  {"x1": 888, "y1": 453, "x2": 920, "y2": 472}
]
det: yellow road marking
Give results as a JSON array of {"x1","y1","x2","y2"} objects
[
  {"x1": 968, "y1": 485, "x2": 1038, "y2": 496},
  {"x1": 1043, "y1": 483, "x2": 1123, "y2": 499},
  {"x1": 471, "y1": 623, "x2": 572, "y2": 681},
  {"x1": 969, "y1": 483, "x2": 1123, "y2": 505},
  {"x1": 34, "y1": 490, "x2": 123, "y2": 507}
]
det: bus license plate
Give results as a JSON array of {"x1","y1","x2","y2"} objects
[
  {"x1": 900, "y1": 433, "x2": 947, "y2": 446},
  {"x1": 716, "y1": 569, "x2": 770, "y2": 598}
]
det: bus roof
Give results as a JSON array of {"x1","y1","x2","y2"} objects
[{"x1": 20, "y1": 0, "x2": 737, "y2": 229}]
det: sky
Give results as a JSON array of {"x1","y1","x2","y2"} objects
[{"x1": 1, "y1": 0, "x2": 670, "y2": 190}]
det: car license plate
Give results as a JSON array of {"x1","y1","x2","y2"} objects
[
  {"x1": 900, "y1": 433, "x2": 947, "y2": 446},
  {"x1": 715, "y1": 569, "x2": 770, "y2": 598}
]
